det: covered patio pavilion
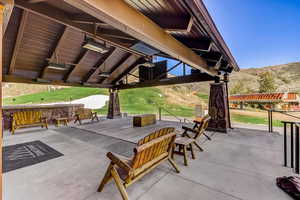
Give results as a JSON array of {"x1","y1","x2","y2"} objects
[
  {"x1": 3, "y1": 118, "x2": 293, "y2": 200},
  {"x1": 0, "y1": 0, "x2": 292, "y2": 200}
]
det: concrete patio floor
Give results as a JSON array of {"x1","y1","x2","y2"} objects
[{"x1": 3, "y1": 118, "x2": 295, "y2": 200}]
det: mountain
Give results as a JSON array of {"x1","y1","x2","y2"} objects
[{"x1": 228, "y1": 61, "x2": 300, "y2": 94}]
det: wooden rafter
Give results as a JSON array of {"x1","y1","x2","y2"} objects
[
  {"x1": 82, "y1": 47, "x2": 116, "y2": 83},
  {"x1": 98, "y1": 53, "x2": 131, "y2": 84},
  {"x1": 178, "y1": 0, "x2": 238, "y2": 71},
  {"x1": 153, "y1": 15, "x2": 193, "y2": 33},
  {"x1": 15, "y1": 0, "x2": 147, "y2": 57},
  {"x1": 64, "y1": 49, "x2": 90, "y2": 82},
  {"x1": 29, "y1": 0, "x2": 47, "y2": 3},
  {"x1": 3, "y1": 74, "x2": 113, "y2": 88},
  {"x1": 69, "y1": 14, "x2": 105, "y2": 25},
  {"x1": 63, "y1": 0, "x2": 217, "y2": 76},
  {"x1": 103, "y1": 54, "x2": 141, "y2": 84},
  {"x1": 117, "y1": 74, "x2": 217, "y2": 90},
  {"x1": 111, "y1": 57, "x2": 146, "y2": 85},
  {"x1": 176, "y1": 37, "x2": 211, "y2": 52},
  {"x1": 39, "y1": 26, "x2": 70, "y2": 79},
  {"x1": 8, "y1": 9, "x2": 28, "y2": 75}
]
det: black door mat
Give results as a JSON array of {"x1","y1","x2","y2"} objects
[{"x1": 3, "y1": 140, "x2": 63, "y2": 173}]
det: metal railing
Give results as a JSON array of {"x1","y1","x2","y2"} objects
[
  {"x1": 267, "y1": 109, "x2": 300, "y2": 133},
  {"x1": 281, "y1": 121, "x2": 300, "y2": 174},
  {"x1": 158, "y1": 106, "x2": 192, "y2": 123}
]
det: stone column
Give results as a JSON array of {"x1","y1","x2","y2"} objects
[
  {"x1": 240, "y1": 102, "x2": 244, "y2": 109},
  {"x1": 208, "y1": 82, "x2": 230, "y2": 133},
  {"x1": 107, "y1": 89, "x2": 121, "y2": 119}
]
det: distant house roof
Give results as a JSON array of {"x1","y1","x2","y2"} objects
[{"x1": 229, "y1": 93, "x2": 299, "y2": 103}]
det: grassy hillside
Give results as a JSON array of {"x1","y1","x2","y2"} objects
[
  {"x1": 3, "y1": 86, "x2": 194, "y2": 117},
  {"x1": 98, "y1": 87, "x2": 194, "y2": 117},
  {"x1": 3, "y1": 87, "x2": 107, "y2": 105},
  {"x1": 4, "y1": 61, "x2": 300, "y2": 127}
]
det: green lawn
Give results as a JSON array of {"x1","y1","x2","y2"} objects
[
  {"x1": 97, "y1": 87, "x2": 194, "y2": 117},
  {"x1": 3, "y1": 87, "x2": 107, "y2": 105},
  {"x1": 3, "y1": 86, "x2": 283, "y2": 127},
  {"x1": 231, "y1": 113, "x2": 282, "y2": 127},
  {"x1": 196, "y1": 93, "x2": 209, "y2": 102}
]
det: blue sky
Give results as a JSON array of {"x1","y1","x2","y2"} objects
[{"x1": 203, "y1": 0, "x2": 300, "y2": 69}]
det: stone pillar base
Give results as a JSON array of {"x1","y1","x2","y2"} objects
[
  {"x1": 208, "y1": 82, "x2": 229, "y2": 133},
  {"x1": 107, "y1": 89, "x2": 121, "y2": 119}
]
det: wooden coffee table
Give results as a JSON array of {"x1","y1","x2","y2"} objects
[{"x1": 133, "y1": 114, "x2": 156, "y2": 127}]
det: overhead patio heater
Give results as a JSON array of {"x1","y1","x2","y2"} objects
[
  {"x1": 47, "y1": 62, "x2": 69, "y2": 70},
  {"x1": 131, "y1": 42, "x2": 160, "y2": 56},
  {"x1": 83, "y1": 38, "x2": 109, "y2": 54},
  {"x1": 98, "y1": 72, "x2": 111, "y2": 77}
]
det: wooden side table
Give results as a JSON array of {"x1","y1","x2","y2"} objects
[
  {"x1": 54, "y1": 118, "x2": 69, "y2": 127},
  {"x1": 172, "y1": 137, "x2": 196, "y2": 166}
]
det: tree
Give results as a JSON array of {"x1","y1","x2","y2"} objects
[
  {"x1": 258, "y1": 71, "x2": 277, "y2": 93},
  {"x1": 230, "y1": 80, "x2": 255, "y2": 95}
]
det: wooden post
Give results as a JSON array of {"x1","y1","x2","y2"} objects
[
  {"x1": 0, "y1": 4, "x2": 4, "y2": 199},
  {"x1": 107, "y1": 89, "x2": 121, "y2": 119},
  {"x1": 208, "y1": 82, "x2": 229, "y2": 133}
]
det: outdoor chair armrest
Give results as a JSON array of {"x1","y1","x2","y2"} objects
[
  {"x1": 40, "y1": 117, "x2": 47, "y2": 122},
  {"x1": 182, "y1": 126, "x2": 197, "y2": 134},
  {"x1": 107, "y1": 152, "x2": 132, "y2": 172},
  {"x1": 193, "y1": 120, "x2": 202, "y2": 124}
]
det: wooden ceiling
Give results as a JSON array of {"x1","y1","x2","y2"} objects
[{"x1": 2, "y1": 0, "x2": 239, "y2": 89}]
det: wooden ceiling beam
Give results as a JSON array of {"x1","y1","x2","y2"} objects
[
  {"x1": 39, "y1": 26, "x2": 71, "y2": 79},
  {"x1": 64, "y1": 49, "x2": 90, "y2": 82},
  {"x1": 15, "y1": 0, "x2": 147, "y2": 57},
  {"x1": 178, "y1": 0, "x2": 239, "y2": 71},
  {"x1": 82, "y1": 47, "x2": 116, "y2": 83},
  {"x1": 102, "y1": 54, "x2": 141, "y2": 84},
  {"x1": 97, "y1": 28, "x2": 135, "y2": 41},
  {"x1": 28, "y1": 0, "x2": 48, "y2": 3},
  {"x1": 200, "y1": 51, "x2": 223, "y2": 62},
  {"x1": 69, "y1": 14, "x2": 105, "y2": 25},
  {"x1": 175, "y1": 37, "x2": 211, "y2": 52},
  {"x1": 63, "y1": 0, "x2": 217, "y2": 76},
  {"x1": 116, "y1": 74, "x2": 217, "y2": 90},
  {"x1": 3, "y1": 74, "x2": 113, "y2": 88},
  {"x1": 151, "y1": 15, "x2": 193, "y2": 33},
  {"x1": 0, "y1": 0, "x2": 14, "y2": 35},
  {"x1": 8, "y1": 9, "x2": 28, "y2": 75},
  {"x1": 111, "y1": 57, "x2": 146, "y2": 85}
]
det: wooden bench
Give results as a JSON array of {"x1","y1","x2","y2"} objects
[
  {"x1": 10, "y1": 111, "x2": 48, "y2": 135},
  {"x1": 133, "y1": 114, "x2": 156, "y2": 127},
  {"x1": 74, "y1": 108, "x2": 99, "y2": 125},
  {"x1": 98, "y1": 127, "x2": 180, "y2": 200},
  {"x1": 54, "y1": 117, "x2": 69, "y2": 127}
]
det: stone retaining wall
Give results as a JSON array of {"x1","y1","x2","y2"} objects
[{"x1": 3, "y1": 104, "x2": 84, "y2": 130}]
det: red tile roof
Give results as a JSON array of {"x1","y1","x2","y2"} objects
[{"x1": 229, "y1": 92, "x2": 299, "y2": 103}]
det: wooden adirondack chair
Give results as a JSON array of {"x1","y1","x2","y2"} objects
[
  {"x1": 98, "y1": 127, "x2": 180, "y2": 200},
  {"x1": 11, "y1": 111, "x2": 48, "y2": 135},
  {"x1": 181, "y1": 115, "x2": 211, "y2": 151},
  {"x1": 74, "y1": 108, "x2": 99, "y2": 125}
]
